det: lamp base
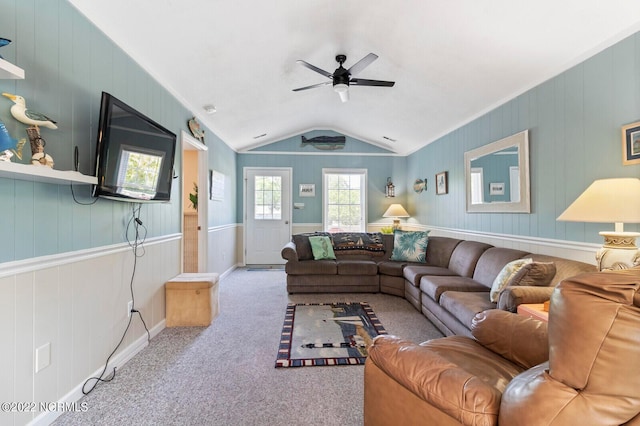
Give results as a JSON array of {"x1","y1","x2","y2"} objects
[
  {"x1": 598, "y1": 231, "x2": 640, "y2": 249},
  {"x1": 596, "y1": 232, "x2": 640, "y2": 271},
  {"x1": 392, "y1": 219, "x2": 401, "y2": 231}
]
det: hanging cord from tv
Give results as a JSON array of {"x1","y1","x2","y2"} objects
[
  {"x1": 82, "y1": 203, "x2": 151, "y2": 395},
  {"x1": 70, "y1": 183, "x2": 99, "y2": 205}
]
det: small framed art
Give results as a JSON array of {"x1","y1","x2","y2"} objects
[
  {"x1": 436, "y1": 171, "x2": 448, "y2": 195},
  {"x1": 489, "y1": 182, "x2": 505, "y2": 195},
  {"x1": 299, "y1": 184, "x2": 315, "y2": 197},
  {"x1": 622, "y1": 121, "x2": 640, "y2": 165}
]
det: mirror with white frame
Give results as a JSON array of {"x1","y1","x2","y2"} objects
[{"x1": 464, "y1": 130, "x2": 530, "y2": 213}]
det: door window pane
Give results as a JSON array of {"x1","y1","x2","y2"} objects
[{"x1": 254, "y1": 176, "x2": 282, "y2": 220}]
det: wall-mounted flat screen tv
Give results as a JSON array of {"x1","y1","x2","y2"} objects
[{"x1": 93, "y1": 92, "x2": 177, "y2": 202}]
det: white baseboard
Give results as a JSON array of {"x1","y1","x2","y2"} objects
[{"x1": 29, "y1": 320, "x2": 166, "y2": 426}]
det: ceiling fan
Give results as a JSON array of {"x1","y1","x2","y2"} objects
[{"x1": 293, "y1": 53, "x2": 395, "y2": 102}]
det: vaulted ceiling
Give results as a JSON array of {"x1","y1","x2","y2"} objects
[{"x1": 68, "y1": 1, "x2": 640, "y2": 155}]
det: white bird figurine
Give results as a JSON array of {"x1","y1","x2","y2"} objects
[{"x1": 2, "y1": 92, "x2": 58, "y2": 129}]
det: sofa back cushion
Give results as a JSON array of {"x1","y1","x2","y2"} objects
[
  {"x1": 526, "y1": 253, "x2": 596, "y2": 286},
  {"x1": 473, "y1": 247, "x2": 531, "y2": 288},
  {"x1": 425, "y1": 236, "x2": 463, "y2": 268},
  {"x1": 447, "y1": 241, "x2": 493, "y2": 277},
  {"x1": 292, "y1": 232, "x2": 330, "y2": 260}
]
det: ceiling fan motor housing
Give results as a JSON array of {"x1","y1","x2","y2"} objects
[{"x1": 333, "y1": 54, "x2": 349, "y2": 87}]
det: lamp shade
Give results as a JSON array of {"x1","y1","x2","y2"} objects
[
  {"x1": 383, "y1": 204, "x2": 410, "y2": 218},
  {"x1": 557, "y1": 178, "x2": 640, "y2": 226}
]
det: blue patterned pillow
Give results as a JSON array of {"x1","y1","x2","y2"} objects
[{"x1": 390, "y1": 230, "x2": 430, "y2": 262}]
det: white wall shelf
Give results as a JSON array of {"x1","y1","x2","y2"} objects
[
  {"x1": 0, "y1": 58, "x2": 25, "y2": 79},
  {"x1": 0, "y1": 161, "x2": 97, "y2": 185}
]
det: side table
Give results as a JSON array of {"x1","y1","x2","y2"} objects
[{"x1": 517, "y1": 303, "x2": 549, "y2": 323}]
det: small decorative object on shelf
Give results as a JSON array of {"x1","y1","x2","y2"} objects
[
  {"x1": 2, "y1": 93, "x2": 57, "y2": 167},
  {"x1": 0, "y1": 38, "x2": 10, "y2": 59},
  {"x1": 0, "y1": 119, "x2": 17, "y2": 160},
  {"x1": 2, "y1": 93, "x2": 57, "y2": 129},
  {"x1": 188, "y1": 117, "x2": 205, "y2": 144},
  {"x1": 26, "y1": 127, "x2": 54, "y2": 167}
]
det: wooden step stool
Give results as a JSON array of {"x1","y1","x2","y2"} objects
[{"x1": 165, "y1": 273, "x2": 219, "y2": 327}]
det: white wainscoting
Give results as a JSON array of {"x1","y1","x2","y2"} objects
[
  {"x1": 288, "y1": 223, "x2": 599, "y2": 265},
  {"x1": 207, "y1": 224, "x2": 242, "y2": 277},
  {"x1": 407, "y1": 224, "x2": 599, "y2": 265},
  {"x1": 0, "y1": 235, "x2": 181, "y2": 426}
]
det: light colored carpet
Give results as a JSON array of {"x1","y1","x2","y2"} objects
[{"x1": 54, "y1": 268, "x2": 443, "y2": 426}]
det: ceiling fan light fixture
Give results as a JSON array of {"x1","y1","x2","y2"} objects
[{"x1": 334, "y1": 83, "x2": 349, "y2": 102}]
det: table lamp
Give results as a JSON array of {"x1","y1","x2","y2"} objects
[
  {"x1": 383, "y1": 204, "x2": 410, "y2": 230},
  {"x1": 557, "y1": 178, "x2": 640, "y2": 270}
]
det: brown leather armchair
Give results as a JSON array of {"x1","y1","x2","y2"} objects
[{"x1": 364, "y1": 268, "x2": 640, "y2": 425}]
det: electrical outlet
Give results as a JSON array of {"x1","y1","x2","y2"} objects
[{"x1": 127, "y1": 300, "x2": 133, "y2": 318}]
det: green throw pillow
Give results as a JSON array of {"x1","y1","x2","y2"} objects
[
  {"x1": 390, "y1": 230, "x2": 429, "y2": 262},
  {"x1": 308, "y1": 236, "x2": 336, "y2": 260},
  {"x1": 489, "y1": 258, "x2": 533, "y2": 303}
]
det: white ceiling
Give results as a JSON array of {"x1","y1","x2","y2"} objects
[{"x1": 68, "y1": 0, "x2": 640, "y2": 155}]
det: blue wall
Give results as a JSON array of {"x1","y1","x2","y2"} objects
[
  {"x1": 237, "y1": 131, "x2": 407, "y2": 224},
  {"x1": 0, "y1": 0, "x2": 236, "y2": 263},
  {"x1": 237, "y1": 32, "x2": 640, "y2": 244},
  {"x1": 407, "y1": 31, "x2": 640, "y2": 244}
]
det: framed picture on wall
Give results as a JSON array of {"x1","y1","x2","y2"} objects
[
  {"x1": 622, "y1": 121, "x2": 640, "y2": 165},
  {"x1": 299, "y1": 183, "x2": 315, "y2": 197},
  {"x1": 489, "y1": 182, "x2": 505, "y2": 195},
  {"x1": 436, "y1": 171, "x2": 448, "y2": 195}
]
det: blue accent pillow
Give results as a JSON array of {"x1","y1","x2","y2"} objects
[
  {"x1": 390, "y1": 230, "x2": 429, "y2": 262},
  {"x1": 308, "y1": 235, "x2": 336, "y2": 260}
]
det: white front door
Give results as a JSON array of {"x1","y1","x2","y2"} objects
[{"x1": 244, "y1": 167, "x2": 292, "y2": 265}]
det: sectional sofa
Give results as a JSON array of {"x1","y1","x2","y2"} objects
[{"x1": 281, "y1": 231, "x2": 596, "y2": 336}]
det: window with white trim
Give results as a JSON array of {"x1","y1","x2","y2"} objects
[{"x1": 323, "y1": 169, "x2": 367, "y2": 232}]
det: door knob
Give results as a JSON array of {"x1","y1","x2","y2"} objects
[{"x1": 285, "y1": 220, "x2": 289, "y2": 224}]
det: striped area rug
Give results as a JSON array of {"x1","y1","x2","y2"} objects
[{"x1": 275, "y1": 302, "x2": 387, "y2": 368}]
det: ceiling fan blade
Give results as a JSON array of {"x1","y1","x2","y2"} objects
[
  {"x1": 296, "y1": 60, "x2": 333, "y2": 78},
  {"x1": 347, "y1": 53, "x2": 378, "y2": 76},
  {"x1": 349, "y1": 78, "x2": 395, "y2": 87},
  {"x1": 292, "y1": 81, "x2": 332, "y2": 92}
]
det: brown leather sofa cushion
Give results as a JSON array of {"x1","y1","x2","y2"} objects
[
  {"x1": 500, "y1": 268, "x2": 640, "y2": 425},
  {"x1": 369, "y1": 335, "x2": 523, "y2": 425},
  {"x1": 471, "y1": 309, "x2": 548, "y2": 370}
]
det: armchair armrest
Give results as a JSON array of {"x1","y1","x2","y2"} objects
[
  {"x1": 281, "y1": 241, "x2": 298, "y2": 262},
  {"x1": 368, "y1": 335, "x2": 501, "y2": 426},
  {"x1": 471, "y1": 309, "x2": 548, "y2": 370},
  {"x1": 497, "y1": 285, "x2": 554, "y2": 312}
]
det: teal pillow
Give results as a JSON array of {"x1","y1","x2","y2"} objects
[
  {"x1": 390, "y1": 230, "x2": 429, "y2": 262},
  {"x1": 308, "y1": 236, "x2": 336, "y2": 260}
]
